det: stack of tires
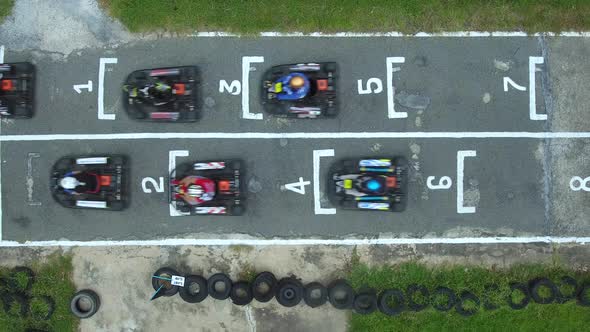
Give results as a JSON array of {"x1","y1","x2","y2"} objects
[{"x1": 152, "y1": 268, "x2": 590, "y2": 316}]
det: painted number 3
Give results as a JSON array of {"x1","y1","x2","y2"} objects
[{"x1": 570, "y1": 176, "x2": 590, "y2": 192}]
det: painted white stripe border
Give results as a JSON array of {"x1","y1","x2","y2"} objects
[
  {"x1": 1, "y1": 236, "x2": 589, "y2": 247},
  {"x1": 190, "y1": 31, "x2": 590, "y2": 38},
  {"x1": 5, "y1": 132, "x2": 590, "y2": 142}
]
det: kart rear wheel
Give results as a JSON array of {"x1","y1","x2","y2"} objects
[
  {"x1": 231, "y1": 205, "x2": 244, "y2": 216},
  {"x1": 324, "y1": 63, "x2": 337, "y2": 73}
]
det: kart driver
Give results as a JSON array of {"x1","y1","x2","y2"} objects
[
  {"x1": 272, "y1": 73, "x2": 310, "y2": 101},
  {"x1": 142, "y1": 81, "x2": 173, "y2": 105},
  {"x1": 172, "y1": 176, "x2": 216, "y2": 205},
  {"x1": 334, "y1": 174, "x2": 387, "y2": 197},
  {"x1": 59, "y1": 171, "x2": 97, "y2": 195}
]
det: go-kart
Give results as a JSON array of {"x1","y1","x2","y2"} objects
[
  {"x1": 169, "y1": 160, "x2": 244, "y2": 216},
  {"x1": 0, "y1": 62, "x2": 35, "y2": 118},
  {"x1": 123, "y1": 66, "x2": 200, "y2": 122},
  {"x1": 261, "y1": 62, "x2": 338, "y2": 118},
  {"x1": 328, "y1": 158, "x2": 408, "y2": 212},
  {"x1": 51, "y1": 156, "x2": 128, "y2": 210}
]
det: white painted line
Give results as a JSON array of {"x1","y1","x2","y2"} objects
[
  {"x1": 503, "y1": 77, "x2": 526, "y2": 92},
  {"x1": 457, "y1": 150, "x2": 477, "y2": 214},
  {"x1": 6, "y1": 131, "x2": 590, "y2": 142},
  {"x1": 386, "y1": 57, "x2": 406, "y2": 119},
  {"x1": 98, "y1": 58, "x2": 118, "y2": 120},
  {"x1": 1, "y1": 236, "x2": 590, "y2": 247},
  {"x1": 169, "y1": 150, "x2": 189, "y2": 216},
  {"x1": 242, "y1": 56, "x2": 264, "y2": 120},
  {"x1": 0, "y1": 45, "x2": 4, "y2": 63},
  {"x1": 529, "y1": 56, "x2": 547, "y2": 121},
  {"x1": 190, "y1": 31, "x2": 590, "y2": 38},
  {"x1": 313, "y1": 149, "x2": 336, "y2": 215}
]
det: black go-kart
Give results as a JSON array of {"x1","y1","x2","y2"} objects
[
  {"x1": 51, "y1": 156, "x2": 128, "y2": 210},
  {"x1": 261, "y1": 62, "x2": 337, "y2": 118},
  {"x1": 0, "y1": 62, "x2": 35, "y2": 118},
  {"x1": 169, "y1": 160, "x2": 244, "y2": 216},
  {"x1": 328, "y1": 157, "x2": 408, "y2": 212},
  {"x1": 123, "y1": 66, "x2": 200, "y2": 122}
]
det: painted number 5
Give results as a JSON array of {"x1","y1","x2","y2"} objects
[
  {"x1": 142, "y1": 177, "x2": 165, "y2": 193},
  {"x1": 357, "y1": 78, "x2": 383, "y2": 95},
  {"x1": 427, "y1": 176, "x2": 453, "y2": 190}
]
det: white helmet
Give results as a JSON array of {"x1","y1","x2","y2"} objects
[
  {"x1": 60, "y1": 176, "x2": 79, "y2": 189},
  {"x1": 187, "y1": 184, "x2": 204, "y2": 197}
]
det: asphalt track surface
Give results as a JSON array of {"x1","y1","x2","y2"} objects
[{"x1": 1, "y1": 36, "x2": 588, "y2": 242}]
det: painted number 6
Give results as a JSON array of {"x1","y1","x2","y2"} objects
[
  {"x1": 427, "y1": 176, "x2": 453, "y2": 190},
  {"x1": 142, "y1": 177, "x2": 165, "y2": 193}
]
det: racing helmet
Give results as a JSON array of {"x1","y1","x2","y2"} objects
[
  {"x1": 290, "y1": 75, "x2": 305, "y2": 89},
  {"x1": 60, "y1": 176, "x2": 79, "y2": 189},
  {"x1": 187, "y1": 184, "x2": 204, "y2": 197}
]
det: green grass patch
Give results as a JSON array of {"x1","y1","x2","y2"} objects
[
  {"x1": 0, "y1": 254, "x2": 78, "y2": 332},
  {"x1": 348, "y1": 261, "x2": 590, "y2": 332},
  {"x1": 0, "y1": 0, "x2": 14, "y2": 23},
  {"x1": 99, "y1": 0, "x2": 590, "y2": 33}
]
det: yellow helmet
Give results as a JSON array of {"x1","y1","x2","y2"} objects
[{"x1": 290, "y1": 76, "x2": 305, "y2": 89}]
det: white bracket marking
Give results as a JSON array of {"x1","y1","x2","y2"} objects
[
  {"x1": 529, "y1": 56, "x2": 547, "y2": 121},
  {"x1": 169, "y1": 150, "x2": 189, "y2": 216},
  {"x1": 242, "y1": 56, "x2": 264, "y2": 120},
  {"x1": 313, "y1": 149, "x2": 336, "y2": 215},
  {"x1": 98, "y1": 58, "x2": 118, "y2": 120},
  {"x1": 457, "y1": 150, "x2": 477, "y2": 214},
  {"x1": 0, "y1": 45, "x2": 4, "y2": 64},
  {"x1": 73, "y1": 80, "x2": 93, "y2": 94},
  {"x1": 503, "y1": 77, "x2": 526, "y2": 92},
  {"x1": 386, "y1": 57, "x2": 406, "y2": 118}
]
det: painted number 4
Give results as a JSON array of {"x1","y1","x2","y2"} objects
[{"x1": 284, "y1": 177, "x2": 311, "y2": 195}]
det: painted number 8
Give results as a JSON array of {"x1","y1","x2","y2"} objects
[{"x1": 569, "y1": 176, "x2": 590, "y2": 192}]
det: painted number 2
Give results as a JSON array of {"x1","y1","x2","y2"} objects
[
  {"x1": 142, "y1": 177, "x2": 165, "y2": 193},
  {"x1": 570, "y1": 176, "x2": 590, "y2": 192}
]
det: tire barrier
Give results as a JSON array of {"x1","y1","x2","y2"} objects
[
  {"x1": 0, "y1": 266, "x2": 56, "y2": 321},
  {"x1": 328, "y1": 279, "x2": 354, "y2": 310},
  {"x1": 276, "y1": 277, "x2": 304, "y2": 307},
  {"x1": 252, "y1": 272, "x2": 277, "y2": 303},
  {"x1": 179, "y1": 275, "x2": 208, "y2": 304},
  {"x1": 303, "y1": 282, "x2": 328, "y2": 308},
  {"x1": 149, "y1": 268, "x2": 590, "y2": 316},
  {"x1": 70, "y1": 289, "x2": 100, "y2": 319}
]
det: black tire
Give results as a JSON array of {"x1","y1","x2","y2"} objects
[
  {"x1": 70, "y1": 289, "x2": 100, "y2": 319},
  {"x1": 151, "y1": 267, "x2": 180, "y2": 297},
  {"x1": 230, "y1": 281, "x2": 253, "y2": 306},
  {"x1": 507, "y1": 282, "x2": 530, "y2": 310},
  {"x1": 455, "y1": 291, "x2": 480, "y2": 317},
  {"x1": 482, "y1": 284, "x2": 501, "y2": 310},
  {"x1": 529, "y1": 277, "x2": 558, "y2": 304},
  {"x1": 353, "y1": 291, "x2": 378, "y2": 315},
  {"x1": 179, "y1": 275, "x2": 208, "y2": 304},
  {"x1": 1, "y1": 292, "x2": 29, "y2": 317},
  {"x1": 208, "y1": 273, "x2": 232, "y2": 300},
  {"x1": 231, "y1": 205, "x2": 245, "y2": 216},
  {"x1": 30, "y1": 295, "x2": 55, "y2": 320},
  {"x1": 252, "y1": 272, "x2": 277, "y2": 303},
  {"x1": 431, "y1": 286, "x2": 456, "y2": 312},
  {"x1": 303, "y1": 282, "x2": 328, "y2": 308},
  {"x1": 9, "y1": 266, "x2": 35, "y2": 293},
  {"x1": 406, "y1": 284, "x2": 429, "y2": 312},
  {"x1": 556, "y1": 276, "x2": 578, "y2": 303},
  {"x1": 276, "y1": 277, "x2": 304, "y2": 307},
  {"x1": 377, "y1": 289, "x2": 405, "y2": 316},
  {"x1": 577, "y1": 282, "x2": 590, "y2": 307},
  {"x1": 328, "y1": 279, "x2": 354, "y2": 310}
]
